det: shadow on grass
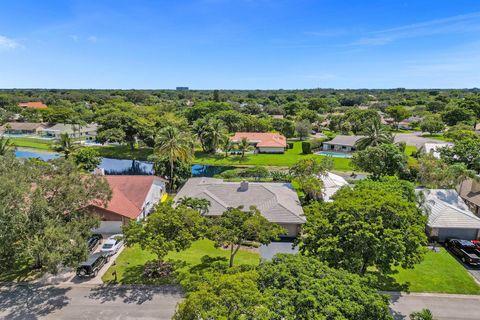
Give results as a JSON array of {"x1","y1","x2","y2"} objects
[
  {"x1": 0, "y1": 261, "x2": 42, "y2": 282},
  {"x1": 368, "y1": 270, "x2": 411, "y2": 293},
  {"x1": 0, "y1": 284, "x2": 71, "y2": 320}
]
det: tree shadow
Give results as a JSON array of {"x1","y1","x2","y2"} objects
[
  {"x1": 388, "y1": 292, "x2": 408, "y2": 320},
  {"x1": 0, "y1": 284, "x2": 71, "y2": 320},
  {"x1": 369, "y1": 270, "x2": 411, "y2": 293},
  {"x1": 87, "y1": 284, "x2": 184, "y2": 305}
]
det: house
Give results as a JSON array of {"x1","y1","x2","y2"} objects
[
  {"x1": 419, "y1": 189, "x2": 480, "y2": 241},
  {"x1": 322, "y1": 135, "x2": 363, "y2": 153},
  {"x1": 173, "y1": 177, "x2": 305, "y2": 237},
  {"x1": 18, "y1": 102, "x2": 48, "y2": 109},
  {"x1": 90, "y1": 175, "x2": 166, "y2": 234},
  {"x1": 419, "y1": 142, "x2": 453, "y2": 159},
  {"x1": 458, "y1": 178, "x2": 480, "y2": 216},
  {"x1": 0, "y1": 122, "x2": 46, "y2": 135},
  {"x1": 40, "y1": 123, "x2": 98, "y2": 139},
  {"x1": 230, "y1": 132, "x2": 287, "y2": 154},
  {"x1": 319, "y1": 172, "x2": 348, "y2": 202},
  {"x1": 398, "y1": 116, "x2": 423, "y2": 130}
]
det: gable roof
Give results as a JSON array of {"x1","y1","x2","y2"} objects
[
  {"x1": 323, "y1": 135, "x2": 364, "y2": 147},
  {"x1": 18, "y1": 102, "x2": 48, "y2": 109},
  {"x1": 92, "y1": 175, "x2": 156, "y2": 219},
  {"x1": 420, "y1": 189, "x2": 480, "y2": 229},
  {"x1": 0, "y1": 122, "x2": 46, "y2": 131},
  {"x1": 173, "y1": 177, "x2": 305, "y2": 224},
  {"x1": 230, "y1": 132, "x2": 287, "y2": 148}
]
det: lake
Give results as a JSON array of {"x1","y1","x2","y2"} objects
[{"x1": 14, "y1": 149, "x2": 232, "y2": 177}]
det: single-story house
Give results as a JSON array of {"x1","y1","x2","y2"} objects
[
  {"x1": 18, "y1": 102, "x2": 48, "y2": 109},
  {"x1": 418, "y1": 142, "x2": 453, "y2": 159},
  {"x1": 458, "y1": 178, "x2": 480, "y2": 216},
  {"x1": 40, "y1": 123, "x2": 98, "y2": 139},
  {"x1": 0, "y1": 122, "x2": 46, "y2": 135},
  {"x1": 419, "y1": 188, "x2": 480, "y2": 241},
  {"x1": 398, "y1": 116, "x2": 423, "y2": 130},
  {"x1": 319, "y1": 172, "x2": 348, "y2": 202},
  {"x1": 230, "y1": 132, "x2": 287, "y2": 154},
  {"x1": 173, "y1": 177, "x2": 305, "y2": 237},
  {"x1": 322, "y1": 135, "x2": 364, "y2": 153},
  {"x1": 90, "y1": 175, "x2": 166, "y2": 234}
]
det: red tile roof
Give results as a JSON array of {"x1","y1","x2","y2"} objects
[
  {"x1": 93, "y1": 176, "x2": 155, "y2": 219},
  {"x1": 18, "y1": 102, "x2": 48, "y2": 109},
  {"x1": 230, "y1": 132, "x2": 287, "y2": 148}
]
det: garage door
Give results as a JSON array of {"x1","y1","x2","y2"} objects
[
  {"x1": 92, "y1": 221, "x2": 122, "y2": 234},
  {"x1": 438, "y1": 228, "x2": 479, "y2": 241}
]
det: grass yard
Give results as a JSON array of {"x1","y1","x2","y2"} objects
[
  {"x1": 195, "y1": 141, "x2": 353, "y2": 171},
  {"x1": 0, "y1": 259, "x2": 43, "y2": 283},
  {"x1": 102, "y1": 239, "x2": 260, "y2": 284},
  {"x1": 422, "y1": 134, "x2": 452, "y2": 142},
  {"x1": 381, "y1": 248, "x2": 480, "y2": 294},
  {"x1": 10, "y1": 137, "x2": 54, "y2": 151}
]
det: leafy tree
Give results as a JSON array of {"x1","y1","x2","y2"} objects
[
  {"x1": 420, "y1": 115, "x2": 445, "y2": 134},
  {"x1": 289, "y1": 157, "x2": 333, "y2": 177},
  {"x1": 417, "y1": 155, "x2": 478, "y2": 188},
  {"x1": 386, "y1": 106, "x2": 410, "y2": 130},
  {"x1": 73, "y1": 148, "x2": 102, "y2": 172},
  {"x1": 54, "y1": 133, "x2": 77, "y2": 159},
  {"x1": 96, "y1": 109, "x2": 140, "y2": 150},
  {"x1": 297, "y1": 109, "x2": 319, "y2": 124},
  {"x1": 0, "y1": 155, "x2": 111, "y2": 273},
  {"x1": 459, "y1": 94, "x2": 480, "y2": 118},
  {"x1": 271, "y1": 118, "x2": 295, "y2": 138},
  {"x1": 295, "y1": 120, "x2": 311, "y2": 140},
  {"x1": 184, "y1": 102, "x2": 232, "y2": 123},
  {"x1": 441, "y1": 105, "x2": 475, "y2": 126},
  {"x1": 123, "y1": 203, "x2": 205, "y2": 261},
  {"x1": 296, "y1": 175, "x2": 324, "y2": 202},
  {"x1": 152, "y1": 156, "x2": 192, "y2": 190},
  {"x1": 352, "y1": 143, "x2": 408, "y2": 179},
  {"x1": 207, "y1": 207, "x2": 285, "y2": 267},
  {"x1": 0, "y1": 134, "x2": 13, "y2": 156},
  {"x1": 439, "y1": 138, "x2": 480, "y2": 172},
  {"x1": 355, "y1": 120, "x2": 394, "y2": 150},
  {"x1": 154, "y1": 126, "x2": 194, "y2": 189},
  {"x1": 96, "y1": 127, "x2": 126, "y2": 144},
  {"x1": 299, "y1": 178, "x2": 427, "y2": 275},
  {"x1": 193, "y1": 118, "x2": 227, "y2": 154},
  {"x1": 343, "y1": 108, "x2": 381, "y2": 135}
]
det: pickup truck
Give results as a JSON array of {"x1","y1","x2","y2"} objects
[{"x1": 445, "y1": 239, "x2": 480, "y2": 266}]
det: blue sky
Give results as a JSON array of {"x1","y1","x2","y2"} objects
[{"x1": 1, "y1": 0, "x2": 480, "y2": 89}]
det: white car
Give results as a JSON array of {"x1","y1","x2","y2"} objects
[{"x1": 100, "y1": 234, "x2": 124, "y2": 256}]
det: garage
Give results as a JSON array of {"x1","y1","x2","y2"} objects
[{"x1": 437, "y1": 228, "x2": 480, "y2": 242}]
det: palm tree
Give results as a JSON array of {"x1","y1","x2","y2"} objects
[
  {"x1": 177, "y1": 196, "x2": 211, "y2": 214},
  {"x1": 355, "y1": 120, "x2": 393, "y2": 150},
  {"x1": 155, "y1": 126, "x2": 194, "y2": 190},
  {"x1": 204, "y1": 119, "x2": 227, "y2": 154},
  {"x1": 221, "y1": 137, "x2": 233, "y2": 158},
  {"x1": 54, "y1": 133, "x2": 77, "y2": 159},
  {"x1": 0, "y1": 135, "x2": 13, "y2": 156},
  {"x1": 237, "y1": 137, "x2": 251, "y2": 158}
]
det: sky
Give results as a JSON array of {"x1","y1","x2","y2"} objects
[{"x1": 1, "y1": 0, "x2": 480, "y2": 89}]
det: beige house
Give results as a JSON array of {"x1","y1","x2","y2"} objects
[{"x1": 0, "y1": 122, "x2": 47, "y2": 135}]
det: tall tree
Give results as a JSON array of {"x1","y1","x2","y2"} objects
[
  {"x1": 237, "y1": 137, "x2": 251, "y2": 158},
  {"x1": 386, "y1": 106, "x2": 410, "y2": 130},
  {"x1": 355, "y1": 120, "x2": 394, "y2": 150},
  {"x1": 352, "y1": 143, "x2": 408, "y2": 179},
  {"x1": 420, "y1": 115, "x2": 445, "y2": 134},
  {"x1": 439, "y1": 138, "x2": 480, "y2": 172},
  {"x1": 54, "y1": 133, "x2": 77, "y2": 159},
  {"x1": 73, "y1": 147, "x2": 102, "y2": 172},
  {"x1": 154, "y1": 126, "x2": 194, "y2": 189}
]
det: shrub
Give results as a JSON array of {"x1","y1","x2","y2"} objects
[
  {"x1": 310, "y1": 138, "x2": 324, "y2": 151},
  {"x1": 220, "y1": 169, "x2": 239, "y2": 179},
  {"x1": 143, "y1": 260, "x2": 175, "y2": 279},
  {"x1": 301, "y1": 141, "x2": 312, "y2": 154},
  {"x1": 287, "y1": 142, "x2": 294, "y2": 149},
  {"x1": 270, "y1": 171, "x2": 292, "y2": 182},
  {"x1": 239, "y1": 166, "x2": 270, "y2": 180}
]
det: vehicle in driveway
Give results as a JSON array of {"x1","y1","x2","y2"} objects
[
  {"x1": 87, "y1": 234, "x2": 103, "y2": 252},
  {"x1": 100, "y1": 234, "x2": 124, "y2": 256},
  {"x1": 445, "y1": 239, "x2": 480, "y2": 266},
  {"x1": 76, "y1": 252, "x2": 109, "y2": 278}
]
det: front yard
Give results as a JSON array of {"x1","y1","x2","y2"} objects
[
  {"x1": 380, "y1": 248, "x2": 480, "y2": 294},
  {"x1": 101, "y1": 239, "x2": 260, "y2": 284}
]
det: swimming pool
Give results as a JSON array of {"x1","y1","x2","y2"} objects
[{"x1": 316, "y1": 151, "x2": 352, "y2": 158}]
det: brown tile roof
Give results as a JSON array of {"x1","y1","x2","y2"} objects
[
  {"x1": 230, "y1": 132, "x2": 287, "y2": 148},
  {"x1": 18, "y1": 102, "x2": 48, "y2": 109},
  {"x1": 93, "y1": 175, "x2": 155, "y2": 219}
]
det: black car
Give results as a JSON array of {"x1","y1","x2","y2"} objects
[
  {"x1": 445, "y1": 238, "x2": 480, "y2": 266},
  {"x1": 76, "y1": 252, "x2": 109, "y2": 278},
  {"x1": 87, "y1": 234, "x2": 103, "y2": 252}
]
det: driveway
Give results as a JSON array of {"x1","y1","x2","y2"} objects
[
  {"x1": 389, "y1": 292, "x2": 480, "y2": 320},
  {"x1": 393, "y1": 132, "x2": 445, "y2": 148},
  {"x1": 0, "y1": 283, "x2": 183, "y2": 320}
]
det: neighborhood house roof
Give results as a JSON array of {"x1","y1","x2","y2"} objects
[
  {"x1": 230, "y1": 132, "x2": 287, "y2": 148},
  {"x1": 422, "y1": 142, "x2": 453, "y2": 158},
  {"x1": 323, "y1": 135, "x2": 364, "y2": 147},
  {"x1": 173, "y1": 177, "x2": 305, "y2": 224},
  {"x1": 0, "y1": 122, "x2": 45, "y2": 132},
  {"x1": 458, "y1": 179, "x2": 480, "y2": 208},
  {"x1": 18, "y1": 102, "x2": 48, "y2": 109},
  {"x1": 92, "y1": 175, "x2": 156, "y2": 219},
  {"x1": 41, "y1": 123, "x2": 98, "y2": 134},
  {"x1": 420, "y1": 189, "x2": 480, "y2": 229},
  {"x1": 319, "y1": 172, "x2": 349, "y2": 202}
]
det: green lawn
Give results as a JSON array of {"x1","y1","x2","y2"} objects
[
  {"x1": 0, "y1": 260, "x2": 42, "y2": 283},
  {"x1": 421, "y1": 134, "x2": 452, "y2": 142},
  {"x1": 10, "y1": 137, "x2": 54, "y2": 150},
  {"x1": 195, "y1": 141, "x2": 353, "y2": 171},
  {"x1": 102, "y1": 239, "x2": 260, "y2": 284},
  {"x1": 381, "y1": 248, "x2": 480, "y2": 294}
]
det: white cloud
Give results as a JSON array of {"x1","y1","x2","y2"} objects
[
  {"x1": 87, "y1": 35, "x2": 97, "y2": 43},
  {"x1": 0, "y1": 35, "x2": 19, "y2": 49}
]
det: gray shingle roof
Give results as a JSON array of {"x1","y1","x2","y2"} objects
[
  {"x1": 323, "y1": 135, "x2": 364, "y2": 147},
  {"x1": 174, "y1": 178, "x2": 305, "y2": 224},
  {"x1": 420, "y1": 189, "x2": 480, "y2": 229},
  {"x1": 41, "y1": 123, "x2": 98, "y2": 134}
]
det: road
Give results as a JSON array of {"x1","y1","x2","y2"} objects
[
  {"x1": 389, "y1": 292, "x2": 480, "y2": 320},
  {"x1": 0, "y1": 284, "x2": 183, "y2": 320}
]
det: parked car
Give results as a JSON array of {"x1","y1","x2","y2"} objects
[
  {"x1": 445, "y1": 239, "x2": 480, "y2": 266},
  {"x1": 76, "y1": 252, "x2": 109, "y2": 278},
  {"x1": 471, "y1": 240, "x2": 480, "y2": 249},
  {"x1": 87, "y1": 234, "x2": 103, "y2": 252},
  {"x1": 100, "y1": 234, "x2": 124, "y2": 256}
]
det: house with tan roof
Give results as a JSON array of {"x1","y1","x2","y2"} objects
[
  {"x1": 90, "y1": 175, "x2": 166, "y2": 234},
  {"x1": 173, "y1": 177, "x2": 305, "y2": 236},
  {"x1": 0, "y1": 122, "x2": 47, "y2": 135},
  {"x1": 230, "y1": 132, "x2": 287, "y2": 153},
  {"x1": 18, "y1": 102, "x2": 48, "y2": 109},
  {"x1": 458, "y1": 178, "x2": 480, "y2": 216},
  {"x1": 322, "y1": 135, "x2": 364, "y2": 153}
]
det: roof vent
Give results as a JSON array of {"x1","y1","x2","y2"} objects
[{"x1": 239, "y1": 180, "x2": 249, "y2": 192}]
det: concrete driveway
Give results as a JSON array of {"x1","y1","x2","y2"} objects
[
  {"x1": 393, "y1": 132, "x2": 445, "y2": 148},
  {"x1": 0, "y1": 283, "x2": 183, "y2": 320}
]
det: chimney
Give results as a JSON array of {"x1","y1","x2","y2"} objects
[{"x1": 239, "y1": 180, "x2": 249, "y2": 192}]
